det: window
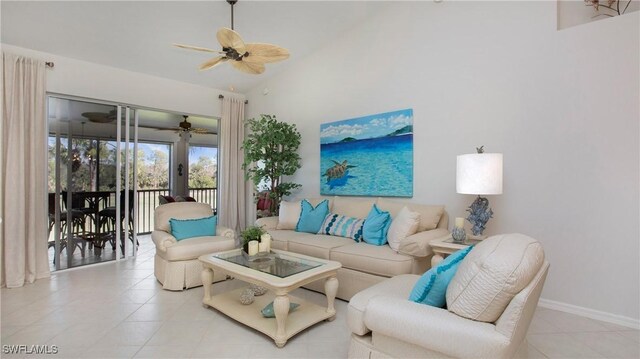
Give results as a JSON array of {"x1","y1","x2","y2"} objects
[{"x1": 188, "y1": 145, "x2": 217, "y2": 208}]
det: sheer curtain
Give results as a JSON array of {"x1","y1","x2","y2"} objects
[
  {"x1": 218, "y1": 97, "x2": 246, "y2": 235},
  {"x1": 1, "y1": 52, "x2": 50, "y2": 287}
]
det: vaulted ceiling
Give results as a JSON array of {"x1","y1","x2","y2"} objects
[{"x1": 1, "y1": 1, "x2": 386, "y2": 93}]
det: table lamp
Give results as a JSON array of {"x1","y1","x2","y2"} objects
[{"x1": 456, "y1": 146, "x2": 503, "y2": 238}]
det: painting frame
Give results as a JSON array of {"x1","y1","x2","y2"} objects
[{"x1": 320, "y1": 109, "x2": 414, "y2": 197}]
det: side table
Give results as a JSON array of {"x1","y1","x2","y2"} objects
[{"x1": 430, "y1": 235, "x2": 481, "y2": 267}]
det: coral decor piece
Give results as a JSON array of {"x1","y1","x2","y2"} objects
[
  {"x1": 239, "y1": 288, "x2": 255, "y2": 305},
  {"x1": 466, "y1": 196, "x2": 494, "y2": 236},
  {"x1": 250, "y1": 283, "x2": 268, "y2": 296}
]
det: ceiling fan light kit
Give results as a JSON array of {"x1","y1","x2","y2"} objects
[{"x1": 174, "y1": 0, "x2": 289, "y2": 75}]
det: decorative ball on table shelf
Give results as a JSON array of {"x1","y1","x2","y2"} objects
[
  {"x1": 250, "y1": 283, "x2": 268, "y2": 296},
  {"x1": 239, "y1": 288, "x2": 255, "y2": 305},
  {"x1": 452, "y1": 227, "x2": 467, "y2": 243}
]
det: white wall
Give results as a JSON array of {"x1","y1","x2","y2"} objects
[
  {"x1": 245, "y1": 2, "x2": 640, "y2": 323},
  {"x1": 1, "y1": 44, "x2": 244, "y2": 118}
]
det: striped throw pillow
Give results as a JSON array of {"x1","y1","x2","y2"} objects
[{"x1": 318, "y1": 213, "x2": 365, "y2": 242}]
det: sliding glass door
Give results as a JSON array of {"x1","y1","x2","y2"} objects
[
  {"x1": 47, "y1": 96, "x2": 138, "y2": 270},
  {"x1": 47, "y1": 96, "x2": 218, "y2": 271}
]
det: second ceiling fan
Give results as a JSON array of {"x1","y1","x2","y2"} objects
[
  {"x1": 174, "y1": 0, "x2": 289, "y2": 75},
  {"x1": 140, "y1": 116, "x2": 216, "y2": 135}
]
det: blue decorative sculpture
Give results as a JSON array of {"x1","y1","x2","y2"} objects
[
  {"x1": 451, "y1": 226, "x2": 467, "y2": 243},
  {"x1": 466, "y1": 196, "x2": 493, "y2": 236}
]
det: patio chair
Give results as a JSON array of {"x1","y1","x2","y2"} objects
[
  {"x1": 48, "y1": 193, "x2": 87, "y2": 260},
  {"x1": 97, "y1": 190, "x2": 137, "y2": 253}
]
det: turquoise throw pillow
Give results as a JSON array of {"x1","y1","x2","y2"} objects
[
  {"x1": 261, "y1": 301, "x2": 300, "y2": 318},
  {"x1": 296, "y1": 199, "x2": 330, "y2": 233},
  {"x1": 318, "y1": 213, "x2": 365, "y2": 242},
  {"x1": 362, "y1": 204, "x2": 391, "y2": 246},
  {"x1": 409, "y1": 246, "x2": 473, "y2": 307},
  {"x1": 169, "y1": 215, "x2": 217, "y2": 241}
]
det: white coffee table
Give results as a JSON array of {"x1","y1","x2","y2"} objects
[{"x1": 199, "y1": 249, "x2": 341, "y2": 347}]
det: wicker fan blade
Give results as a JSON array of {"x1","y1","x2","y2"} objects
[
  {"x1": 199, "y1": 57, "x2": 227, "y2": 71},
  {"x1": 217, "y1": 27, "x2": 246, "y2": 53},
  {"x1": 231, "y1": 60, "x2": 265, "y2": 75},
  {"x1": 243, "y1": 43, "x2": 290, "y2": 64},
  {"x1": 192, "y1": 128, "x2": 216, "y2": 134},
  {"x1": 173, "y1": 43, "x2": 222, "y2": 53},
  {"x1": 82, "y1": 112, "x2": 115, "y2": 123}
]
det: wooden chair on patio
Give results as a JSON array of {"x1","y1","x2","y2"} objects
[
  {"x1": 48, "y1": 193, "x2": 87, "y2": 261},
  {"x1": 97, "y1": 190, "x2": 138, "y2": 254}
]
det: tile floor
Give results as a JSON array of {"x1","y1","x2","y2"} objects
[{"x1": 2, "y1": 235, "x2": 639, "y2": 358}]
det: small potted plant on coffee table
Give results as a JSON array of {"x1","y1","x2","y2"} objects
[{"x1": 240, "y1": 225, "x2": 266, "y2": 254}]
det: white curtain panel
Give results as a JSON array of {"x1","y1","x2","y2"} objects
[
  {"x1": 218, "y1": 97, "x2": 246, "y2": 235},
  {"x1": 0, "y1": 52, "x2": 50, "y2": 288}
]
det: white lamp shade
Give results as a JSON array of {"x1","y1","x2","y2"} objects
[{"x1": 456, "y1": 153, "x2": 503, "y2": 195}]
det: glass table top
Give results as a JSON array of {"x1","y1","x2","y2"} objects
[
  {"x1": 443, "y1": 237, "x2": 481, "y2": 246},
  {"x1": 215, "y1": 250, "x2": 324, "y2": 278}
]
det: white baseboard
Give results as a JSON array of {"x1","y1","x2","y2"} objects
[{"x1": 538, "y1": 298, "x2": 640, "y2": 330}]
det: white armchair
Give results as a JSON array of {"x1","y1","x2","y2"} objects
[
  {"x1": 348, "y1": 234, "x2": 549, "y2": 359},
  {"x1": 152, "y1": 202, "x2": 236, "y2": 290}
]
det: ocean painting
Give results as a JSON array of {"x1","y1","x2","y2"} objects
[{"x1": 320, "y1": 109, "x2": 413, "y2": 197}]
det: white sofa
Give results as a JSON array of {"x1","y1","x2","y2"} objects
[
  {"x1": 347, "y1": 233, "x2": 550, "y2": 359},
  {"x1": 256, "y1": 196, "x2": 449, "y2": 300},
  {"x1": 152, "y1": 202, "x2": 235, "y2": 290}
]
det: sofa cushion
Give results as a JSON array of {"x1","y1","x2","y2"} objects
[
  {"x1": 330, "y1": 243, "x2": 415, "y2": 277},
  {"x1": 319, "y1": 213, "x2": 365, "y2": 242},
  {"x1": 362, "y1": 204, "x2": 391, "y2": 246},
  {"x1": 446, "y1": 233, "x2": 545, "y2": 323},
  {"x1": 158, "y1": 236, "x2": 235, "y2": 261},
  {"x1": 333, "y1": 196, "x2": 376, "y2": 219},
  {"x1": 387, "y1": 206, "x2": 420, "y2": 251},
  {"x1": 348, "y1": 274, "x2": 419, "y2": 336},
  {"x1": 287, "y1": 235, "x2": 354, "y2": 259},
  {"x1": 306, "y1": 197, "x2": 334, "y2": 212},
  {"x1": 377, "y1": 199, "x2": 444, "y2": 232},
  {"x1": 169, "y1": 215, "x2": 217, "y2": 241},
  {"x1": 276, "y1": 200, "x2": 301, "y2": 230},
  {"x1": 154, "y1": 202, "x2": 213, "y2": 233},
  {"x1": 277, "y1": 198, "x2": 333, "y2": 230},
  {"x1": 265, "y1": 229, "x2": 317, "y2": 251},
  {"x1": 409, "y1": 246, "x2": 473, "y2": 307},
  {"x1": 296, "y1": 199, "x2": 329, "y2": 234}
]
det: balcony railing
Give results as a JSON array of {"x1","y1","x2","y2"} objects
[
  {"x1": 49, "y1": 188, "x2": 217, "y2": 236},
  {"x1": 137, "y1": 188, "x2": 218, "y2": 234}
]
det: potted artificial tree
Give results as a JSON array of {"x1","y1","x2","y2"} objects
[{"x1": 242, "y1": 114, "x2": 302, "y2": 216}]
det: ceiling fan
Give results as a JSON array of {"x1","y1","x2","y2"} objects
[
  {"x1": 150, "y1": 116, "x2": 216, "y2": 135},
  {"x1": 81, "y1": 110, "x2": 117, "y2": 123},
  {"x1": 173, "y1": 0, "x2": 289, "y2": 75}
]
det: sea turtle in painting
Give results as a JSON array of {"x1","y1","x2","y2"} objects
[{"x1": 324, "y1": 160, "x2": 356, "y2": 180}]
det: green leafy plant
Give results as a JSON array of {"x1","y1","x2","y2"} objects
[
  {"x1": 242, "y1": 114, "x2": 302, "y2": 214},
  {"x1": 240, "y1": 225, "x2": 266, "y2": 251}
]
